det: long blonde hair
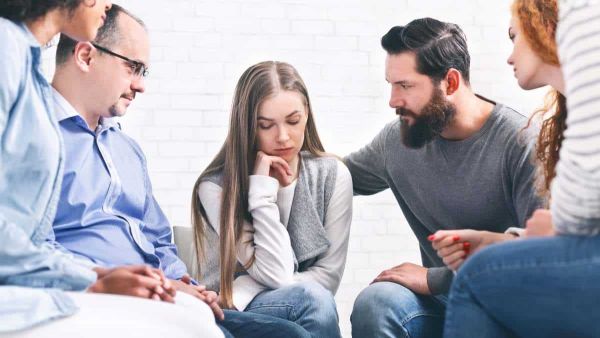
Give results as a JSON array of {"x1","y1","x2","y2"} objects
[{"x1": 191, "y1": 61, "x2": 325, "y2": 308}]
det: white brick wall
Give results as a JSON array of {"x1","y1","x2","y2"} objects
[{"x1": 42, "y1": 1, "x2": 548, "y2": 336}]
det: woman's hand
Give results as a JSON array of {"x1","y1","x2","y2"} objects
[
  {"x1": 172, "y1": 276, "x2": 225, "y2": 321},
  {"x1": 429, "y1": 229, "x2": 514, "y2": 271},
  {"x1": 525, "y1": 209, "x2": 556, "y2": 237},
  {"x1": 254, "y1": 151, "x2": 294, "y2": 186}
]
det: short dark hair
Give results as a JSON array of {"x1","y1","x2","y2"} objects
[
  {"x1": 55, "y1": 3, "x2": 146, "y2": 66},
  {"x1": 381, "y1": 17, "x2": 470, "y2": 84},
  {"x1": 0, "y1": 0, "x2": 84, "y2": 22}
]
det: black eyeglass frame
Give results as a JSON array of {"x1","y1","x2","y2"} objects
[{"x1": 91, "y1": 43, "x2": 149, "y2": 78}]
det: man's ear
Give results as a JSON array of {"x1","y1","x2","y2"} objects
[
  {"x1": 443, "y1": 68, "x2": 461, "y2": 96},
  {"x1": 72, "y1": 41, "x2": 95, "y2": 73}
]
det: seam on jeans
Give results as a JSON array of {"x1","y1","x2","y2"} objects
[
  {"x1": 400, "y1": 312, "x2": 444, "y2": 326},
  {"x1": 462, "y1": 255, "x2": 600, "y2": 281},
  {"x1": 245, "y1": 304, "x2": 295, "y2": 320},
  {"x1": 400, "y1": 312, "x2": 444, "y2": 338}
]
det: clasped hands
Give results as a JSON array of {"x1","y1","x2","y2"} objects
[{"x1": 89, "y1": 266, "x2": 224, "y2": 320}]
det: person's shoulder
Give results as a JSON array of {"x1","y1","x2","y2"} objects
[
  {"x1": 0, "y1": 19, "x2": 30, "y2": 54},
  {"x1": 334, "y1": 159, "x2": 352, "y2": 186},
  {"x1": 382, "y1": 118, "x2": 401, "y2": 136},
  {"x1": 490, "y1": 104, "x2": 538, "y2": 164},
  {"x1": 199, "y1": 168, "x2": 224, "y2": 187},
  {"x1": 197, "y1": 178, "x2": 223, "y2": 202},
  {"x1": 0, "y1": 19, "x2": 29, "y2": 74},
  {"x1": 0, "y1": 18, "x2": 25, "y2": 40},
  {"x1": 493, "y1": 103, "x2": 529, "y2": 128},
  {"x1": 490, "y1": 102, "x2": 535, "y2": 141}
]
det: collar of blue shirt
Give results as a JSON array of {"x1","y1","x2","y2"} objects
[{"x1": 52, "y1": 87, "x2": 120, "y2": 132}]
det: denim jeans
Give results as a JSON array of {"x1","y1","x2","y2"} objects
[
  {"x1": 351, "y1": 281, "x2": 447, "y2": 338},
  {"x1": 218, "y1": 309, "x2": 310, "y2": 338},
  {"x1": 244, "y1": 281, "x2": 341, "y2": 338},
  {"x1": 444, "y1": 235, "x2": 600, "y2": 338}
]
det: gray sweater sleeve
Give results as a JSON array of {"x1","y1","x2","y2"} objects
[
  {"x1": 344, "y1": 121, "x2": 394, "y2": 196},
  {"x1": 427, "y1": 267, "x2": 454, "y2": 295}
]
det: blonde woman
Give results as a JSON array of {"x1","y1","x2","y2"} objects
[{"x1": 192, "y1": 61, "x2": 353, "y2": 338}]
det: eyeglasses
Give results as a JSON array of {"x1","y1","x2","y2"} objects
[{"x1": 91, "y1": 43, "x2": 149, "y2": 78}]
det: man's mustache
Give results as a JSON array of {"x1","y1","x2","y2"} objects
[
  {"x1": 396, "y1": 108, "x2": 416, "y2": 118},
  {"x1": 121, "y1": 92, "x2": 136, "y2": 100}
]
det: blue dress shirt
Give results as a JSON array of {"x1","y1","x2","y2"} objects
[
  {"x1": 0, "y1": 19, "x2": 96, "y2": 332},
  {"x1": 51, "y1": 90, "x2": 188, "y2": 281}
]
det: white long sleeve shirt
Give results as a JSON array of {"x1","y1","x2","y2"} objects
[{"x1": 198, "y1": 160, "x2": 353, "y2": 310}]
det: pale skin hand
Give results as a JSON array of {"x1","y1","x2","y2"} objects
[
  {"x1": 525, "y1": 209, "x2": 556, "y2": 237},
  {"x1": 173, "y1": 275, "x2": 225, "y2": 321},
  {"x1": 89, "y1": 265, "x2": 175, "y2": 303},
  {"x1": 429, "y1": 230, "x2": 515, "y2": 271},
  {"x1": 254, "y1": 151, "x2": 294, "y2": 187},
  {"x1": 372, "y1": 262, "x2": 431, "y2": 295}
]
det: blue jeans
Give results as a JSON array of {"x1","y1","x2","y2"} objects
[
  {"x1": 244, "y1": 281, "x2": 341, "y2": 338},
  {"x1": 444, "y1": 235, "x2": 600, "y2": 338},
  {"x1": 351, "y1": 282, "x2": 447, "y2": 338},
  {"x1": 218, "y1": 309, "x2": 310, "y2": 338}
]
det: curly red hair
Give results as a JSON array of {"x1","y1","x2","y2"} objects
[{"x1": 513, "y1": 0, "x2": 566, "y2": 200}]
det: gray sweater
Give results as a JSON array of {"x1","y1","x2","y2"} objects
[{"x1": 344, "y1": 101, "x2": 543, "y2": 294}]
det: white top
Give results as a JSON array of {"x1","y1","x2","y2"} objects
[
  {"x1": 198, "y1": 160, "x2": 353, "y2": 310},
  {"x1": 551, "y1": 0, "x2": 600, "y2": 234}
]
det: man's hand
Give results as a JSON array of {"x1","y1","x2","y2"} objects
[
  {"x1": 173, "y1": 276, "x2": 225, "y2": 321},
  {"x1": 372, "y1": 262, "x2": 431, "y2": 295},
  {"x1": 525, "y1": 209, "x2": 556, "y2": 237},
  {"x1": 89, "y1": 265, "x2": 175, "y2": 303},
  {"x1": 429, "y1": 229, "x2": 513, "y2": 271}
]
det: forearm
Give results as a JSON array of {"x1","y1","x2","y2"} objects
[
  {"x1": 0, "y1": 219, "x2": 97, "y2": 290},
  {"x1": 243, "y1": 175, "x2": 295, "y2": 288}
]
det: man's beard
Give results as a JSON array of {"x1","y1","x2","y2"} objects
[
  {"x1": 398, "y1": 88, "x2": 456, "y2": 149},
  {"x1": 108, "y1": 104, "x2": 123, "y2": 117},
  {"x1": 108, "y1": 92, "x2": 135, "y2": 117}
]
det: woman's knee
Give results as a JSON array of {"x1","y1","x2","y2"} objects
[{"x1": 293, "y1": 281, "x2": 337, "y2": 315}]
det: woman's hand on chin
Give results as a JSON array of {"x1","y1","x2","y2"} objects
[{"x1": 254, "y1": 151, "x2": 294, "y2": 186}]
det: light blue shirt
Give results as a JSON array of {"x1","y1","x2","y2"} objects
[
  {"x1": 0, "y1": 18, "x2": 96, "y2": 332},
  {"x1": 51, "y1": 90, "x2": 188, "y2": 281}
]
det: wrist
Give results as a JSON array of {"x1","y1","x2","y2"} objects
[
  {"x1": 481, "y1": 231, "x2": 507, "y2": 245},
  {"x1": 492, "y1": 231, "x2": 517, "y2": 243},
  {"x1": 87, "y1": 279, "x2": 104, "y2": 293}
]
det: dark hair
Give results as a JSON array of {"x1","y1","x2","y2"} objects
[
  {"x1": 55, "y1": 3, "x2": 145, "y2": 65},
  {"x1": 0, "y1": 0, "x2": 86, "y2": 22},
  {"x1": 381, "y1": 17, "x2": 470, "y2": 84}
]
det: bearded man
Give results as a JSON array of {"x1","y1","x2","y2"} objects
[{"x1": 344, "y1": 18, "x2": 543, "y2": 338}]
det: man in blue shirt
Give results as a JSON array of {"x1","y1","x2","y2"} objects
[
  {"x1": 49, "y1": 4, "x2": 309, "y2": 338},
  {"x1": 0, "y1": 2, "x2": 198, "y2": 334}
]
